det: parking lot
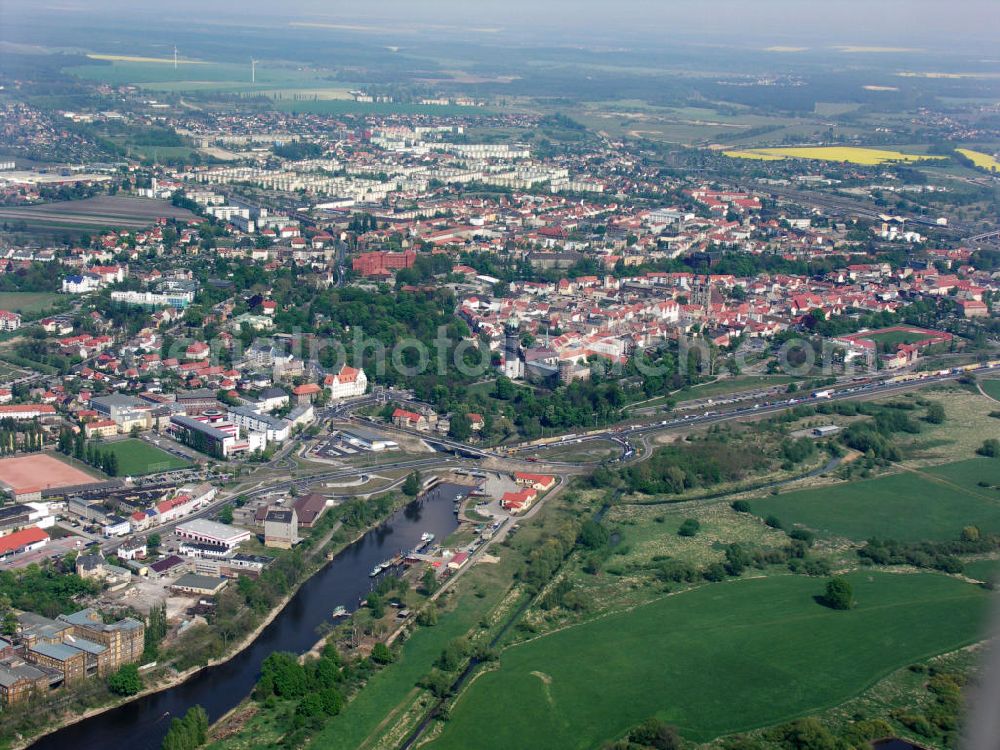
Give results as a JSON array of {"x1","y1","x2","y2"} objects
[{"x1": 309, "y1": 434, "x2": 365, "y2": 459}]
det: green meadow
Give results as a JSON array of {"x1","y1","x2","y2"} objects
[
  {"x1": 430, "y1": 572, "x2": 988, "y2": 749},
  {"x1": 748, "y1": 458, "x2": 1000, "y2": 542}
]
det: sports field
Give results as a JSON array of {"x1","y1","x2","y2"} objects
[
  {"x1": 957, "y1": 148, "x2": 1000, "y2": 172},
  {"x1": 430, "y1": 572, "x2": 988, "y2": 748},
  {"x1": 0, "y1": 454, "x2": 100, "y2": 495},
  {"x1": 748, "y1": 458, "x2": 1000, "y2": 542},
  {"x1": 723, "y1": 146, "x2": 945, "y2": 165},
  {"x1": 100, "y1": 439, "x2": 192, "y2": 476},
  {"x1": 865, "y1": 329, "x2": 936, "y2": 347}
]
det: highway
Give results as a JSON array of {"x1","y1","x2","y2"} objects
[{"x1": 96, "y1": 361, "x2": 999, "y2": 554}]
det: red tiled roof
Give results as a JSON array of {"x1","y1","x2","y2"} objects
[{"x1": 0, "y1": 527, "x2": 48, "y2": 555}]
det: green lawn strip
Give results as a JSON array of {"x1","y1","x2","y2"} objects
[
  {"x1": 429, "y1": 572, "x2": 989, "y2": 750},
  {"x1": 748, "y1": 458, "x2": 1000, "y2": 542}
]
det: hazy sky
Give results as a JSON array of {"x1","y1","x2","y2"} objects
[{"x1": 5, "y1": 0, "x2": 1000, "y2": 48}]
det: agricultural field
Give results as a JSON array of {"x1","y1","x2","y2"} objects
[
  {"x1": 722, "y1": 146, "x2": 946, "y2": 165},
  {"x1": 748, "y1": 458, "x2": 1000, "y2": 542},
  {"x1": 0, "y1": 292, "x2": 61, "y2": 316},
  {"x1": 565, "y1": 101, "x2": 838, "y2": 148},
  {"x1": 957, "y1": 148, "x2": 1000, "y2": 172},
  {"x1": 67, "y1": 58, "x2": 340, "y2": 92},
  {"x1": 430, "y1": 572, "x2": 989, "y2": 749},
  {"x1": 272, "y1": 99, "x2": 487, "y2": 117},
  {"x1": 99, "y1": 439, "x2": 192, "y2": 476},
  {"x1": 0, "y1": 196, "x2": 194, "y2": 232}
]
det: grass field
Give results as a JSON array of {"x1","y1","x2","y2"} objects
[
  {"x1": 100, "y1": 439, "x2": 191, "y2": 476},
  {"x1": 430, "y1": 572, "x2": 988, "y2": 748},
  {"x1": 748, "y1": 458, "x2": 1000, "y2": 542},
  {"x1": 723, "y1": 146, "x2": 946, "y2": 165},
  {"x1": 0, "y1": 292, "x2": 61, "y2": 316},
  {"x1": 957, "y1": 148, "x2": 1000, "y2": 172}
]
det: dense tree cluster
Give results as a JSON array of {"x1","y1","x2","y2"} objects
[
  {"x1": 604, "y1": 718, "x2": 683, "y2": 750},
  {"x1": 143, "y1": 601, "x2": 168, "y2": 662},
  {"x1": 107, "y1": 663, "x2": 142, "y2": 696},
  {"x1": 822, "y1": 577, "x2": 854, "y2": 610},
  {"x1": 254, "y1": 646, "x2": 348, "y2": 745},
  {"x1": 858, "y1": 527, "x2": 1000, "y2": 574},
  {"x1": 0, "y1": 565, "x2": 98, "y2": 618},
  {"x1": 161, "y1": 706, "x2": 208, "y2": 750},
  {"x1": 0, "y1": 418, "x2": 45, "y2": 455},
  {"x1": 519, "y1": 521, "x2": 580, "y2": 593}
]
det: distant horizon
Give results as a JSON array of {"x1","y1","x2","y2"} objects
[{"x1": 2, "y1": 0, "x2": 999, "y2": 52}]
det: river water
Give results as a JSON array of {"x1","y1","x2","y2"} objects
[{"x1": 30, "y1": 484, "x2": 464, "y2": 750}]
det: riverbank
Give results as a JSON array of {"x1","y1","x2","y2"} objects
[{"x1": 14, "y1": 509, "x2": 381, "y2": 750}]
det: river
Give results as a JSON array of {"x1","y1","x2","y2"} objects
[{"x1": 29, "y1": 483, "x2": 464, "y2": 750}]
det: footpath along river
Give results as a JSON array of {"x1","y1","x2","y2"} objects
[{"x1": 29, "y1": 484, "x2": 465, "y2": 750}]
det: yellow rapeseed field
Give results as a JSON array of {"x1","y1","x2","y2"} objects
[
  {"x1": 86, "y1": 54, "x2": 206, "y2": 65},
  {"x1": 723, "y1": 146, "x2": 944, "y2": 165},
  {"x1": 957, "y1": 148, "x2": 1000, "y2": 172}
]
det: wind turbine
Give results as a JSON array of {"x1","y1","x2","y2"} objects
[
  {"x1": 251, "y1": 59, "x2": 258, "y2": 84},
  {"x1": 173, "y1": 45, "x2": 178, "y2": 70}
]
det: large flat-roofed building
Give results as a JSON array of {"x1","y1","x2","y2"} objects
[
  {"x1": 170, "y1": 573, "x2": 228, "y2": 596},
  {"x1": 89, "y1": 394, "x2": 152, "y2": 432},
  {"x1": 175, "y1": 518, "x2": 251, "y2": 550},
  {"x1": 226, "y1": 406, "x2": 291, "y2": 444},
  {"x1": 170, "y1": 414, "x2": 236, "y2": 458},
  {"x1": 0, "y1": 527, "x2": 49, "y2": 562},
  {"x1": 221, "y1": 553, "x2": 273, "y2": 579},
  {"x1": 338, "y1": 428, "x2": 398, "y2": 452}
]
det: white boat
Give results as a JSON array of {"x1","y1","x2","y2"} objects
[
  {"x1": 331, "y1": 606, "x2": 348, "y2": 618},
  {"x1": 420, "y1": 532, "x2": 435, "y2": 543},
  {"x1": 369, "y1": 564, "x2": 384, "y2": 577}
]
